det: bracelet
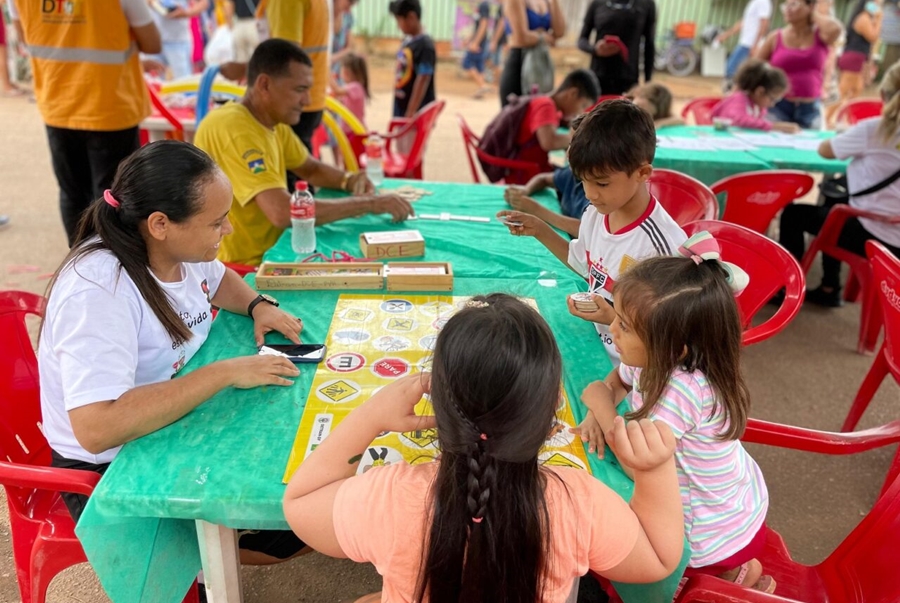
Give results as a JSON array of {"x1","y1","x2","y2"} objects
[{"x1": 340, "y1": 172, "x2": 352, "y2": 192}]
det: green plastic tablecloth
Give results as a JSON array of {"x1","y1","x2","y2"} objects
[{"x1": 263, "y1": 179, "x2": 570, "y2": 281}]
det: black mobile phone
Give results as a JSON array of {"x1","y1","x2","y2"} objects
[{"x1": 258, "y1": 343, "x2": 327, "y2": 363}]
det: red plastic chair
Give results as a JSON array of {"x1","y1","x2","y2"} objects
[
  {"x1": 834, "y1": 98, "x2": 883, "y2": 126},
  {"x1": 840, "y1": 241, "x2": 900, "y2": 432},
  {"x1": 712, "y1": 170, "x2": 815, "y2": 234},
  {"x1": 681, "y1": 97, "x2": 722, "y2": 126},
  {"x1": 456, "y1": 114, "x2": 542, "y2": 184},
  {"x1": 0, "y1": 291, "x2": 199, "y2": 603},
  {"x1": 684, "y1": 221, "x2": 805, "y2": 346},
  {"x1": 800, "y1": 205, "x2": 900, "y2": 354},
  {"x1": 674, "y1": 418, "x2": 900, "y2": 603},
  {"x1": 142, "y1": 82, "x2": 187, "y2": 145},
  {"x1": 349, "y1": 100, "x2": 446, "y2": 180},
  {"x1": 648, "y1": 168, "x2": 719, "y2": 226}
]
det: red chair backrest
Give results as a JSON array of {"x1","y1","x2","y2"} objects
[
  {"x1": 819, "y1": 468, "x2": 900, "y2": 602},
  {"x1": 680, "y1": 97, "x2": 722, "y2": 126},
  {"x1": 868, "y1": 241, "x2": 900, "y2": 372},
  {"x1": 684, "y1": 221, "x2": 805, "y2": 345},
  {"x1": 457, "y1": 114, "x2": 484, "y2": 183},
  {"x1": 145, "y1": 83, "x2": 186, "y2": 143},
  {"x1": 712, "y1": 170, "x2": 815, "y2": 234},
  {"x1": 836, "y1": 99, "x2": 883, "y2": 126},
  {"x1": 397, "y1": 100, "x2": 446, "y2": 171},
  {"x1": 648, "y1": 169, "x2": 718, "y2": 226},
  {"x1": 0, "y1": 291, "x2": 50, "y2": 467},
  {"x1": 456, "y1": 113, "x2": 542, "y2": 185}
]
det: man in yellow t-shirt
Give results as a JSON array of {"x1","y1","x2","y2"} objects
[{"x1": 195, "y1": 39, "x2": 414, "y2": 266}]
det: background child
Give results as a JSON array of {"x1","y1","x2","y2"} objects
[
  {"x1": 712, "y1": 58, "x2": 800, "y2": 133},
  {"x1": 330, "y1": 52, "x2": 370, "y2": 130},
  {"x1": 498, "y1": 100, "x2": 686, "y2": 362},
  {"x1": 284, "y1": 293, "x2": 685, "y2": 603},
  {"x1": 626, "y1": 82, "x2": 685, "y2": 128},
  {"x1": 389, "y1": 0, "x2": 436, "y2": 118},
  {"x1": 577, "y1": 235, "x2": 774, "y2": 594},
  {"x1": 503, "y1": 113, "x2": 588, "y2": 238}
]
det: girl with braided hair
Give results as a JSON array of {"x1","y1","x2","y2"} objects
[{"x1": 284, "y1": 292, "x2": 684, "y2": 603}]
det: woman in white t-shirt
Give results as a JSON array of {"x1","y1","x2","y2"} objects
[
  {"x1": 778, "y1": 62, "x2": 900, "y2": 307},
  {"x1": 40, "y1": 140, "x2": 307, "y2": 563}
]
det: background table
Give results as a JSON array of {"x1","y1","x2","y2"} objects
[
  {"x1": 76, "y1": 181, "x2": 688, "y2": 603},
  {"x1": 654, "y1": 125, "x2": 848, "y2": 185}
]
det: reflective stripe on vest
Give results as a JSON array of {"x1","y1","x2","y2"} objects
[
  {"x1": 27, "y1": 43, "x2": 134, "y2": 65},
  {"x1": 302, "y1": 45, "x2": 328, "y2": 54}
]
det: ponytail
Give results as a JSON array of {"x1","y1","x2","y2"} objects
[
  {"x1": 44, "y1": 141, "x2": 220, "y2": 346},
  {"x1": 878, "y1": 62, "x2": 900, "y2": 143}
]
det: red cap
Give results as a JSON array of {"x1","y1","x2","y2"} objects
[{"x1": 294, "y1": 181, "x2": 309, "y2": 191}]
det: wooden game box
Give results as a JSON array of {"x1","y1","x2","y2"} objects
[
  {"x1": 385, "y1": 262, "x2": 453, "y2": 291},
  {"x1": 359, "y1": 230, "x2": 425, "y2": 259},
  {"x1": 254, "y1": 262, "x2": 385, "y2": 290}
]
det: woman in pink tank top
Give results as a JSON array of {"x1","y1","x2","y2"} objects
[{"x1": 756, "y1": 0, "x2": 842, "y2": 128}]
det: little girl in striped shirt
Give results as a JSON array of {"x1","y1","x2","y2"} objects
[{"x1": 575, "y1": 231, "x2": 774, "y2": 595}]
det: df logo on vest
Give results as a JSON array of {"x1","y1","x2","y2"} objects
[{"x1": 42, "y1": 0, "x2": 85, "y2": 18}]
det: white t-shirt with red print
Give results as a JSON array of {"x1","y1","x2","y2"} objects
[
  {"x1": 39, "y1": 246, "x2": 226, "y2": 464},
  {"x1": 567, "y1": 197, "x2": 687, "y2": 360}
]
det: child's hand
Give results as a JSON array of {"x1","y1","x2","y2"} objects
[
  {"x1": 361, "y1": 374, "x2": 436, "y2": 434},
  {"x1": 609, "y1": 417, "x2": 676, "y2": 473},
  {"x1": 581, "y1": 380, "x2": 616, "y2": 414},
  {"x1": 571, "y1": 411, "x2": 606, "y2": 457},
  {"x1": 496, "y1": 210, "x2": 546, "y2": 237},
  {"x1": 566, "y1": 293, "x2": 616, "y2": 325},
  {"x1": 504, "y1": 188, "x2": 542, "y2": 215}
]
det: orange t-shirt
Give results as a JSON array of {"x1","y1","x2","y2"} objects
[{"x1": 334, "y1": 462, "x2": 640, "y2": 603}]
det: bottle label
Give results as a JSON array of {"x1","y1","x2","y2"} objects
[{"x1": 291, "y1": 203, "x2": 315, "y2": 220}]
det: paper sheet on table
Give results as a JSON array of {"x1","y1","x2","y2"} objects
[
  {"x1": 730, "y1": 131, "x2": 824, "y2": 150},
  {"x1": 657, "y1": 136, "x2": 717, "y2": 151},
  {"x1": 705, "y1": 138, "x2": 758, "y2": 151}
]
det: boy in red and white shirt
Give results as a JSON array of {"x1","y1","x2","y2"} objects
[{"x1": 499, "y1": 99, "x2": 686, "y2": 361}]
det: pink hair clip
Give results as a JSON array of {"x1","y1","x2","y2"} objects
[
  {"x1": 479, "y1": 433, "x2": 488, "y2": 441},
  {"x1": 103, "y1": 189, "x2": 120, "y2": 209},
  {"x1": 471, "y1": 516, "x2": 484, "y2": 524}
]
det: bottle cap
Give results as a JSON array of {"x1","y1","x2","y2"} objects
[{"x1": 294, "y1": 181, "x2": 309, "y2": 192}]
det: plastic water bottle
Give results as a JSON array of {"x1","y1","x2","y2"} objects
[
  {"x1": 290, "y1": 181, "x2": 316, "y2": 255},
  {"x1": 365, "y1": 134, "x2": 384, "y2": 188}
]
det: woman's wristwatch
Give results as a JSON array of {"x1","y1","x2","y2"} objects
[{"x1": 248, "y1": 294, "x2": 279, "y2": 317}]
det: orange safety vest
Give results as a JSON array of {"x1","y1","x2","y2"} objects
[{"x1": 16, "y1": 0, "x2": 150, "y2": 131}]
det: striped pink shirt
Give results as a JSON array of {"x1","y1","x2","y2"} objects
[{"x1": 620, "y1": 364, "x2": 769, "y2": 568}]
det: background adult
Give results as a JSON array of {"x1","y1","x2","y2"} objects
[
  {"x1": 499, "y1": 0, "x2": 565, "y2": 107},
  {"x1": 330, "y1": 0, "x2": 358, "y2": 77},
  {"x1": 228, "y1": 0, "x2": 262, "y2": 62},
  {"x1": 825, "y1": 0, "x2": 883, "y2": 127},
  {"x1": 577, "y1": 0, "x2": 657, "y2": 96},
  {"x1": 881, "y1": 0, "x2": 900, "y2": 76},
  {"x1": 10, "y1": 0, "x2": 161, "y2": 246},
  {"x1": 755, "y1": 0, "x2": 843, "y2": 129},
  {"x1": 148, "y1": 0, "x2": 210, "y2": 80},
  {"x1": 779, "y1": 62, "x2": 900, "y2": 307},
  {"x1": 716, "y1": 0, "x2": 772, "y2": 90},
  {"x1": 39, "y1": 141, "x2": 307, "y2": 565}
]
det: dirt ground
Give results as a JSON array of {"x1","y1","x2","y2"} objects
[{"x1": 0, "y1": 56, "x2": 897, "y2": 603}]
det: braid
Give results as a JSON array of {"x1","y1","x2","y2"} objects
[{"x1": 466, "y1": 443, "x2": 495, "y2": 522}]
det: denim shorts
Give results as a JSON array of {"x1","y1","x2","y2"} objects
[
  {"x1": 768, "y1": 98, "x2": 822, "y2": 130},
  {"x1": 462, "y1": 49, "x2": 486, "y2": 72}
]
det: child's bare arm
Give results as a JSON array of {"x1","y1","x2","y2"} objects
[{"x1": 524, "y1": 172, "x2": 555, "y2": 195}]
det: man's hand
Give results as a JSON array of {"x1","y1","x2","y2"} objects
[
  {"x1": 371, "y1": 194, "x2": 414, "y2": 222},
  {"x1": 348, "y1": 172, "x2": 375, "y2": 195}
]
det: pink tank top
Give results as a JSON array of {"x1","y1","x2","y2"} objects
[{"x1": 769, "y1": 29, "x2": 830, "y2": 99}]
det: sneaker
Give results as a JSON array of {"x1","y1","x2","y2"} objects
[{"x1": 805, "y1": 286, "x2": 844, "y2": 308}]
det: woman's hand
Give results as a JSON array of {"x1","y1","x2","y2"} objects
[
  {"x1": 571, "y1": 410, "x2": 606, "y2": 456},
  {"x1": 251, "y1": 303, "x2": 303, "y2": 347},
  {"x1": 221, "y1": 355, "x2": 300, "y2": 388},
  {"x1": 360, "y1": 373, "x2": 436, "y2": 434},
  {"x1": 608, "y1": 417, "x2": 676, "y2": 473}
]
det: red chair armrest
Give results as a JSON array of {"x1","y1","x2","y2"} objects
[
  {"x1": 0, "y1": 461, "x2": 100, "y2": 497},
  {"x1": 676, "y1": 574, "x2": 796, "y2": 603},
  {"x1": 742, "y1": 418, "x2": 900, "y2": 455}
]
